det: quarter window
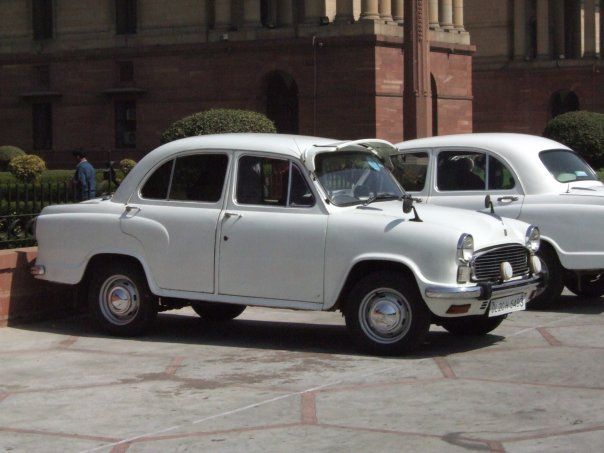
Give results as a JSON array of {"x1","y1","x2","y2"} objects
[
  {"x1": 141, "y1": 160, "x2": 173, "y2": 200},
  {"x1": 391, "y1": 152, "x2": 429, "y2": 191},
  {"x1": 488, "y1": 156, "x2": 516, "y2": 190},
  {"x1": 169, "y1": 154, "x2": 229, "y2": 202},
  {"x1": 289, "y1": 164, "x2": 315, "y2": 207}
]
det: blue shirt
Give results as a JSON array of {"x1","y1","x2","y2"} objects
[{"x1": 75, "y1": 160, "x2": 96, "y2": 200}]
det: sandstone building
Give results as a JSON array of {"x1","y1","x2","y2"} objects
[{"x1": 0, "y1": 1, "x2": 473, "y2": 166}]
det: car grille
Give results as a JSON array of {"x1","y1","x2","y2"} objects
[{"x1": 472, "y1": 245, "x2": 530, "y2": 282}]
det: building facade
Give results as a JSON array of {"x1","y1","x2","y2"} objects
[
  {"x1": 466, "y1": 0, "x2": 604, "y2": 134},
  {"x1": 0, "y1": 0, "x2": 473, "y2": 167}
]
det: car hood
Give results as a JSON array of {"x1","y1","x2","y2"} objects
[{"x1": 347, "y1": 200, "x2": 529, "y2": 250}]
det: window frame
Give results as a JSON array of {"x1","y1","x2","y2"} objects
[
  {"x1": 233, "y1": 152, "x2": 317, "y2": 210},
  {"x1": 32, "y1": 102, "x2": 53, "y2": 151},
  {"x1": 136, "y1": 151, "x2": 231, "y2": 206}
]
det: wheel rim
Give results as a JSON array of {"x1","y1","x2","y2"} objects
[
  {"x1": 359, "y1": 288, "x2": 412, "y2": 344},
  {"x1": 99, "y1": 275, "x2": 140, "y2": 326}
]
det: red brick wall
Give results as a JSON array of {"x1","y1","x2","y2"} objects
[
  {"x1": 0, "y1": 247, "x2": 74, "y2": 327},
  {"x1": 473, "y1": 64, "x2": 604, "y2": 135}
]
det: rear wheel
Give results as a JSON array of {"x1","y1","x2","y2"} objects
[
  {"x1": 191, "y1": 302, "x2": 246, "y2": 322},
  {"x1": 89, "y1": 260, "x2": 157, "y2": 336},
  {"x1": 344, "y1": 271, "x2": 430, "y2": 355},
  {"x1": 439, "y1": 315, "x2": 506, "y2": 336},
  {"x1": 528, "y1": 246, "x2": 564, "y2": 309},
  {"x1": 565, "y1": 273, "x2": 604, "y2": 298}
]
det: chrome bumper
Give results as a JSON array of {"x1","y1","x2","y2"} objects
[{"x1": 425, "y1": 274, "x2": 543, "y2": 300}]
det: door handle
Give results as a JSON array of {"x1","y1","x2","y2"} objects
[
  {"x1": 125, "y1": 205, "x2": 141, "y2": 216},
  {"x1": 496, "y1": 196, "x2": 519, "y2": 202},
  {"x1": 224, "y1": 212, "x2": 242, "y2": 219}
]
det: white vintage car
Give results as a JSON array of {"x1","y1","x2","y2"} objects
[
  {"x1": 32, "y1": 134, "x2": 543, "y2": 354},
  {"x1": 394, "y1": 133, "x2": 604, "y2": 306}
]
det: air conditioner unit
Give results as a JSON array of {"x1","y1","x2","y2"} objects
[{"x1": 123, "y1": 131, "x2": 136, "y2": 145}]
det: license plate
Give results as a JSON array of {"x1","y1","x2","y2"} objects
[{"x1": 488, "y1": 292, "x2": 527, "y2": 317}]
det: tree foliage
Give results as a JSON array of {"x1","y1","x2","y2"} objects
[
  {"x1": 0, "y1": 146, "x2": 26, "y2": 171},
  {"x1": 161, "y1": 109, "x2": 276, "y2": 144}
]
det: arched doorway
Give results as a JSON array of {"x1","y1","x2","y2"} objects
[
  {"x1": 550, "y1": 90, "x2": 580, "y2": 118},
  {"x1": 431, "y1": 74, "x2": 438, "y2": 136},
  {"x1": 265, "y1": 71, "x2": 299, "y2": 134}
]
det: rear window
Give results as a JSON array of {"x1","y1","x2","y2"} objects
[{"x1": 539, "y1": 149, "x2": 599, "y2": 183}]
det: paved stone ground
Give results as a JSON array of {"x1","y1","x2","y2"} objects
[{"x1": 1, "y1": 290, "x2": 603, "y2": 452}]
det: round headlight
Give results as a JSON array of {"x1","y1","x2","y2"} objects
[
  {"x1": 457, "y1": 234, "x2": 474, "y2": 263},
  {"x1": 525, "y1": 226, "x2": 540, "y2": 252}
]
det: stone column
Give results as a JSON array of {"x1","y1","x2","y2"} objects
[
  {"x1": 214, "y1": 0, "x2": 232, "y2": 29},
  {"x1": 429, "y1": 0, "x2": 439, "y2": 29},
  {"x1": 334, "y1": 0, "x2": 354, "y2": 23},
  {"x1": 243, "y1": 0, "x2": 262, "y2": 27},
  {"x1": 439, "y1": 0, "x2": 453, "y2": 29},
  {"x1": 453, "y1": 0, "x2": 463, "y2": 30},
  {"x1": 379, "y1": 0, "x2": 393, "y2": 22},
  {"x1": 536, "y1": 0, "x2": 550, "y2": 59},
  {"x1": 513, "y1": 0, "x2": 527, "y2": 59},
  {"x1": 304, "y1": 0, "x2": 323, "y2": 24},
  {"x1": 360, "y1": 0, "x2": 380, "y2": 20},
  {"x1": 553, "y1": 0, "x2": 565, "y2": 58},
  {"x1": 277, "y1": 0, "x2": 294, "y2": 26},
  {"x1": 392, "y1": 0, "x2": 404, "y2": 24},
  {"x1": 584, "y1": 0, "x2": 597, "y2": 57}
]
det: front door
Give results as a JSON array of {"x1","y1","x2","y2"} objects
[{"x1": 218, "y1": 154, "x2": 327, "y2": 303}]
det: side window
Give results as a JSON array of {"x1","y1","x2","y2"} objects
[
  {"x1": 169, "y1": 154, "x2": 229, "y2": 202},
  {"x1": 289, "y1": 164, "x2": 315, "y2": 207},
  {"x1": 488, "y1": 156, "x2": 516, "y2": 190},
  {"x1": 437, "y1": 151, "x2": 486, "y2": 191},
  {"x1": 141, "y1": 160, "x2": 173, "y2": 199},
  {"x1": 237, "y1": 156, "x2": 289, "y2": 206},
  {"x1": 390, "y1": 152, "x2": 429, "y2": 191}
]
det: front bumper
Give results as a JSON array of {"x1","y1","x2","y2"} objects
[{"x1": 425, "y1": 274, "x2": 543, "y2": 301}]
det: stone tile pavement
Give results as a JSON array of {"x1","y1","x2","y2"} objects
[{"x1": 0, "y1": 291, "x2": 603, "y2": 452}]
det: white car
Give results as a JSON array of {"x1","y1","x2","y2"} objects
[
  {"x1": 32, "y1": 134, "x2": 542, "y2": 354},
  {"x1": 394, "y1": 133, "x2": 604, "y2": 306}
]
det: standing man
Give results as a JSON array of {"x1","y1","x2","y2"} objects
[{"x1": 73, "y1": 150, "x2": 96, "y2": 200}]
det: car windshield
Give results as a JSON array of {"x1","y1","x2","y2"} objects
[
  {"x1": 539, "y1": 149, "x2": 599, "y2": 183},
  {"x1": 315, "y1": 151, "x2": 403, "y2": 206}
]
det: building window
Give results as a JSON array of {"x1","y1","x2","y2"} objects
[
  {"x1": 33, "y1": 0, "x2": 53, "y2": 40},
  {"x1": 115, "y1": 101, "x2": 136, "y2": 148},
  {"x1": 33, "y1": 65, "x2": 51, "y2": 90},
  {"x1": 117, "y1": 61, "x2": 134, "y2": 82},
  {"x1": 116, "y1": 0, "x2": 137, "y2": 35},
  {"x1": 33, "y1": 103, "x2": 52, "y2": 150}
]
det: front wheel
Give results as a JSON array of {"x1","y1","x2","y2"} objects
[
  {"x1": 528, "y1": 247, "x2": 564, "y2": 309},
  {"x1": 191, "y1": 302, "x2": 246, "y2": 322},
  {"x1": 565, "y1": 273, "x2": 604, "y2": 298},
  {"x1": 344, "y1": 271, "x2": 431, "y2": 355},
  {"x1": 89, "y1": 261, "x2": 157, "y2": 336},
  {"x1": 439, "y1": 315, "x2": 506, "y2": 336}
]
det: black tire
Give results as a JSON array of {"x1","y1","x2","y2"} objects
[
  {"x1": 528, "y1": 246, "x2": 564, "y2": 309},
  {"x1": 565, "y1": 273, "x2": 604, "y2": 298},
  {"x1": 191, "y1": 302, "x2": 246, "y2": 322},
  {"x1": 88, "y1": 260, "x2": 157, "y2": 336},
  {"x1": 344, "y1": 271, "x2": 431, "y2": 355},
  {"x1": 439, "y1": 315, "x2": 506, "y2": 336}
]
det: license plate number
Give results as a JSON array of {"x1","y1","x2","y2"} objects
[{"x1": 488, "y1": 293, "x2": 527, "y2": 317}]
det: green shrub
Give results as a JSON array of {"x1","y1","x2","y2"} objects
[
  {"x1": 544, "y1": 111, "x2": 604, "y2": 168},
  {"x1": 161, "y1": 109, "x2": 277, "y2": 144},
  {"x1": 0, "y1": 146, "x2": 26, "y2": 171},
  {"x1": 119, "y1": 158, "x2": 137, "y2": 176},
  {"x1": 8, "y1": 155, "x2": 47, "y2": 183}
]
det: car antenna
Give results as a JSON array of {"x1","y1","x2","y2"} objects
[
  {"x1": 484, "y1": 194, "x2": 495, "y2": 214},
  {"x1": 403, "y1": 195, "x2": 422, "y2": 222}
]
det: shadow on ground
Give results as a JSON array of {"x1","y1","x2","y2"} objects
[{"x1": 528, "y1": 294, "x2": 604, "y2": 315}]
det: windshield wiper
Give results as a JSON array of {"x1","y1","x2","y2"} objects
[{"x1": 363, "y1": 192, "x2": 402, "y2": 206}]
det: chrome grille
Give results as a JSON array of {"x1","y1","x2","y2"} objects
[{"x1": 472, "y1": 245, "x2": 530, "y2": 282}]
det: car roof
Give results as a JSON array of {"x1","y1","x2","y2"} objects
[{"x1": 396, "y1": 133, "x2": 571, "y2": 155}]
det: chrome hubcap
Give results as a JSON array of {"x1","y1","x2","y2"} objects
[
  {"x1": 99, "y1": 275, "x2": 140, "y2": 326},
  {"x1": 359, "y1": 288, "x2": 412, "y2": 344}
]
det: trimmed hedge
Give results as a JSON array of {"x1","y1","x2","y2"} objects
[
  {"x1": 9, "y1": 155, "x2": 47, "y2": 183},
  {"x1": 0, "y1": 146, "x2": 26, "y2": 171},
  {"x1": 161, "y1": 109, "x2": 276, "y2": 144},
  {"x1": 544, "y1": 111, "x2": 604, "y2": 168}
]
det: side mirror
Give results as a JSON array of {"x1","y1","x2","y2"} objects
[
  {"x1": 403, "y1": 197, "x2": 414, "y2": 214},
  {"x1": 484, "y1": 194, "x2": 491, "y2": 209}
]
